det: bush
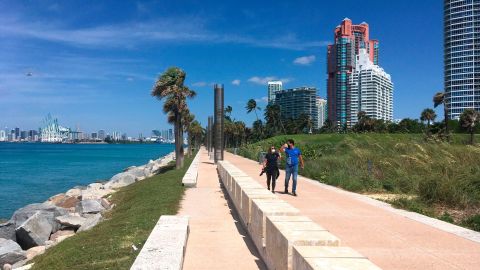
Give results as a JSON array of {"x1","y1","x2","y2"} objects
[{"x1": 461, "y1": 215, "x2": 480, "y2": 232}]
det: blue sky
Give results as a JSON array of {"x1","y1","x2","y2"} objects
[{"x1": 0, "y1": 0, "x2": 443, "y2": 136}]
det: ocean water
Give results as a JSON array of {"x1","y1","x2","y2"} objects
[{"x1": 0, "y1": 143, "x2": 175, "y2": 219}]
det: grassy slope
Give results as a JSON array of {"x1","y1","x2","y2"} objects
[
  {"x1": 31, "y1": 156, "x2": 191, "y2": 270},
  {"x1": 237, "y1": 134, "x2": 480, "y2": 229}
]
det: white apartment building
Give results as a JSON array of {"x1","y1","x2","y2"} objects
[
  {"x1": 350, "y1": 48, "x2": 393, "y2": 124},
  {"x1": 316, "y1": 97, "x2": 327, "y2": 128},
  {"x1": 267, "y1": 81, "x2": 283, "y2": 103},
  {"x1": 0, "y1": 130, "x2": 5, "y2": 141}
]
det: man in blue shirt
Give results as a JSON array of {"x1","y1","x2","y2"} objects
[{"x1": 281, "y1": 139, "x2": 304, "y2": 196}]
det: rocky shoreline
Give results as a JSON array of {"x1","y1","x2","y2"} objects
[{"x1": 0, "y1": 152, "x2": 175, "y2": 270}]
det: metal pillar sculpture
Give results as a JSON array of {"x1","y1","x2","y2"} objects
[
  {"x1": 208, "y1": 116, "x2": 213, "y2": 155},
  {"x1": 213, "y1": 84, "x2": 224, "y2": 163}
]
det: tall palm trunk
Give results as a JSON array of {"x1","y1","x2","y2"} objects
[{"x1": 174, "y1": 112, "x2": 184, "y2": 169}]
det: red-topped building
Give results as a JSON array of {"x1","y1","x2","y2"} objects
[{"x1": 327, "y1": 18, "x2": 380, "y2": 128}]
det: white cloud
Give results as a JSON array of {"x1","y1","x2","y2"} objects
[
  {"x1": 293, "y1": 55, "x2": 316, "y2": 65},
  {"x1": 255, "y1": 96, "x2": 269, "y2": 103},
  {"x1": 231, "y1": 79, "x2": 241, "y2": 86},
  {"x1": 0, "y1": 16, "x2": 329, "y2": 50},
  {"x1": 248, "y1": 76, "x2": 293, "y2": 85},
  {"x1": 192, "y1": 81, "x2": 207, "y2": 87}
]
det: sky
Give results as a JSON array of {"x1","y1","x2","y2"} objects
[{"x1": 0, "y1": 0, "x2": 444, "y2": 136}]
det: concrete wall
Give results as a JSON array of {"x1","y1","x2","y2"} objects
[
  {"x1": 182, "y1": 150, "x2": 202, "y2": 187},
  {"x1": 217, "y1": 160, "x2": 382, "y2": 270}
]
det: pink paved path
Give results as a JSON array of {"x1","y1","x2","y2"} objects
[
  {"x1": 179, "y1": 149, "x2": 266, "y2": 270},
  {"x1": 225, "y1": 151, "x2": 480, "y2": 270}
]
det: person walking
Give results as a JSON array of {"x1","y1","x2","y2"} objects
[
  {"x1": 262, "y1": 145, "x2": 280, "y2": 193},
  {"x1": 281, "y1": 139, "x2": 304, "y2": 196}
]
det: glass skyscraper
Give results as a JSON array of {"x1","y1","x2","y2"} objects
[
  {"x1": 444, "y1": 0, "x2": 480, "y2": 119},
  {"x1": 275, "y1": 87, "x2": 319, "y2": 130}
]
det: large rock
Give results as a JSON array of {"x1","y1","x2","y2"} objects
[
  {"x1": 129, "y1": 166, "x2": 147, "y2": 180},
  {"x1": 104, "y1": 173, "x2": 136, "y2": 189},
  {"x1": 75, "y1": 200, "x2": 105, "y2": 214},
  {"x1": 11, "y1": 203, "x2": 68, "y2": 229},
  {"x1": 56, "y1": 196, "x2": 80, "y2": 209},
  {"x1": 81, "y1": 184, "x2": 114, "y2": 200},
  {"x1": 0, "y1": 238, "x2": 27, "y2": 266},
  {"x1": 15, "y1": 212, "x2": 53, "y2": 250},
  {"x1": 77, "y1": 214, "x2": 102, "y2": 232},
  {"x1": 25, "y1": 246, "x2": 45, "y2": 261},
  {"x1": 0, "y1": 222, "x2": 16, "y2": 242},
  {"x1": 49, "y1": 230, "x2": 75, "y2": 242},
  {"x1": 55, "y1": 215, "x2": 86, "y2": 229},
  {"x1": 48, "y1": 194, "x2": 66, "y2": 205},
  {"x1": 65, "y1": 188, "x2": 82, "y2": 198}
]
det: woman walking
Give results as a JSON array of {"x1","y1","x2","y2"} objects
[{"x1": 262, "y1": 145, "x2": 281, "y2": 193}]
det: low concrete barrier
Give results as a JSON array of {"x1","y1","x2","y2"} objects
[
  {"x1": 130, "y1": 215, "x2": 189, "y2": 270},
  {"x1": 216, "y1": 160, "x2": 382, "y2": 270},
  {"x1": 182, "y1": 150, "x2": 202, "y2": 187},
  {"x1": 292, "y1": 246, "x2": 382, "y2": 270}
]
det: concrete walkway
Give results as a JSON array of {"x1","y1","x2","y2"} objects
[
  {"x1": 179, "y1": 149, "x2": 266, "y2": 270},
  {"x1": 224, "y1": 151, "x2": 480, "y2": 270}
]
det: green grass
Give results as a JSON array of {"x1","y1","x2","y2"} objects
[
  {"x1": 237, "y1": 133, "x2": 480, "y2": 230},
  {"x1": 31, "y1": 156, "x2": 191, "y2": 270}
]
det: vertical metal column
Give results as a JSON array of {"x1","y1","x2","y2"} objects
[
  {"x1": 213, "y1": 84, "x2": 224, "y2": 163},
  {"x1": 209, "y1": 116, "x2": 214, "y2": 154},
  {"x1": 207, "y1": 116, "x2": 212, "y2": 155}
]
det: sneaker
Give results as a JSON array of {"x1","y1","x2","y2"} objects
[
  {"x1": 284, "y1": 188, "x2": 288, "y2": 194},
  {"x1": 292, "y1": 191, "x2": 297, "y2": 196},
  {"x1": 272, "y1": 190, "x2": 275, "y2": 194}
]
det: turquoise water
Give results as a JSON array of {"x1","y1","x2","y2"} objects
[{"x1": 0, "y1": 143, "x2": 174, "y2": 219}]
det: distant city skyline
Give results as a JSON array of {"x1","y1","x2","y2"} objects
[{"x1": 0, "y1": 0, "x2": 443, "y2": 133}]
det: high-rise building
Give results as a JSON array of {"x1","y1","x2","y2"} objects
[
  {"x1": 327, "y1": 18, "x2": 384, "y2": 128},
  {"x1": 444, "y1": 0, "x2": 480, "y2": 119},
  {"x1": 316, "y1": 97, "x2": 327, "y2": 128},
  {"x1": 350, "y1": 48, "x2": 393, "y2": 124},
  {"x1": 98, "y1": 130, "x2": 106, "y2": 140},
  {"x1": 14, "y1": 127, "x2": 20, "y2": 140},
  {"x1": 275, "y1": 87, "x2": 319, "y2": 130},
  {"x1": 0, "y1": 130, "x2": 5, "y2": 141},
  {"x1": 168, "y1": 129, "x2": 173, "y2": 142},
  {"x1": 268, "y1": 81, "x2": 283, "y2": 103}
]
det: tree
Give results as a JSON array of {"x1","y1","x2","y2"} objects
[
  {"x1": 246, "y1": 99, "x2": 261, "y2": 121},
  {"x1": 183, "y1": 111, "x2": 195, "y2": 157},
  {"x1": 459, "y1": 109, "x2": 479, "y2": 144},
  {"x1": 152, "y1": 67, "x2": 196, "y2": 169},
  {"x1": 433, "y1": 92, "x2": 449, "y2": 140},
  {"x1": 264, "y1": 104, "x2": 286, "y2": 135},
  {"x1": 188, "y1": 120, "x2": 204, "y2": 151},
  {"x1": 297, "y1": 113, "x2": 313, "y2": 134},
  {"x1": 420, "y1": 108, "x2": 437, "y2": 129}
]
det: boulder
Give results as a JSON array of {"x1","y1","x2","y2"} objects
[
  {"x1": 15, "y1": 212, "x2": 53, "y2": 249},
  {"x1": 75, "y1": 200, "x2": 105, "y2": 215},
  {"x1": 55, "y1": 215, "x2": 86, "y2": 229},
  {"x1": 0, "y1": 222, "x2": 15, "y2": 242},
  {"x1": 13, "y1": 262, "x2": 34, "y2": 270},
  {"x1": 104, "y1": 173, "x2": 135, "y2": 189},
  {"x1": 47, "y1": 194, "x2": 66, "y2": 205},
  {"x1": 81, "y1": 185, "x2": 114, "y2": 200},
  {"x1": 77, "y1": 214, "x2": 102, "y2": 232},
  {"x1": 65, "y1": 188, "x2": 82, "y2": 198},
  {"x1": 129, "y1": 166, "x2": 147, "y2": 180},
  {"x1": 0, "y1": 238, "x2": 27, "y2": 266},
  {"x1": 25, "y1": 246, "x2": 45, "y2": 260},
  {"x1": 56, "y1": 197, "x2": 80, "y2": 209},
  {"x1": 49, "y1": 230, "x2": 75, "y2": 242},
  {"x1": 11, "y1": 203, "x2": 68, "y2": 229},
  {"x1": 99, "y1": 199, "x2": 111, "y2": 210}
]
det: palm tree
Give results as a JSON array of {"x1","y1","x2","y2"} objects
[
  {"x1": 246, "y1": 99, "x2": 261, "y2": 121},
  {"x1": 188, "y1": 120, "x2": 204, "y2": 151},
  {"x1": 460, "y1": 109, "x2": 479, "y2": 144},
  {"x1": 225, "y1": 105, "x2": 233, "y2": 117},
  {"x1": 433, "y1": 92, "x2": 449, "y2": 140},
  {"x1": 420, "y1": 108, "x2": 437, "y2": 130},
  {"x1": 183, "y1": 111, "x2": 195, "y2": 157},
  {"x1": 264, "y1": 104, "x2": 286, "y2": 135},
  {"x1": 152, "y1": 67, "x2": 196, "y2": 169}
]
